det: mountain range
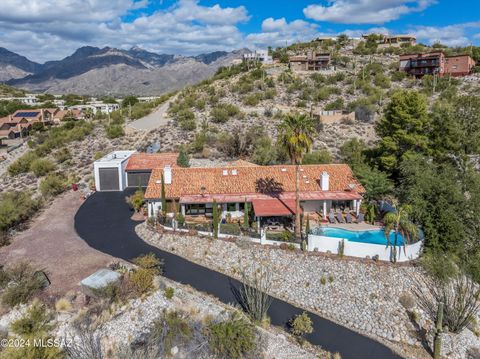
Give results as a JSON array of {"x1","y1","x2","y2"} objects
[{"x1": 0, "y1": 46, "x2": 246, "y2": 96}]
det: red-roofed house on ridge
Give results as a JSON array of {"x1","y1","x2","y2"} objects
[{"x1": 93, "y1": 151, "x2": 365, "y2": 222}]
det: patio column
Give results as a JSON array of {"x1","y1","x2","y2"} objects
[
  {"x1": 181, "y1": 204, "x2": 186, "y2": 216},
  {"x1": 356, "y1": 199, "x2": 362, "y2": 215},
  {"x1": 323, "y1": 201, "x2": 327, "y2": 219},
  {"x1": 353, "y1": 200, "x2": 357, "y2": 214}
]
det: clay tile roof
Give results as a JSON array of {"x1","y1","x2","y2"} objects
[
  {"x1": 125, "y1": 153, "x2": 179, "y2": 171},
  {"x1": 145, "y1": 163, "x2": 365, "y2": 200}
]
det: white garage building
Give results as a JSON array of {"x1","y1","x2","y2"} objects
[{"x1": 93, "y1": 151, "x2": 135, "y2": 191}]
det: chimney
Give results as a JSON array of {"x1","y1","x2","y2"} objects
[
  {"x1": 320, "y1": 171, "x2": 329, "y2": 191},
  {"x1": 164, "y1": 165, "x2": 172, "y2": 184}
]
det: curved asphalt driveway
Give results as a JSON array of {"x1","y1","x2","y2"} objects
[{"x1": 74, "y1": 191, "x2": 403, "y2": 359}]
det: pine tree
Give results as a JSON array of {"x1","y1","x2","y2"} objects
[{"x1": 176, "y1": 146, "x2": 190, "y2": 168}]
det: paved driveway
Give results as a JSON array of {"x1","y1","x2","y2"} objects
[{"x1": 74, "y1": 191, "x2": 404, "y2": 359}]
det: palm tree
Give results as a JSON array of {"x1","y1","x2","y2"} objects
[
  {"x1": 383, "y1": 202, "x2": 418, "y2": 263},
  {"x1": 278, "y1": 112, "x2": 315, "y2": 239}
]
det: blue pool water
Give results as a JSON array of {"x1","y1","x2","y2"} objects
[{"x1": 318, "y1": 227, "x2": 405, "y2": 246}]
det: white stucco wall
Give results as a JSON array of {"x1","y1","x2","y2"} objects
[{"x1": 307, "y1": 234, "x2": 423, "y2": 262}]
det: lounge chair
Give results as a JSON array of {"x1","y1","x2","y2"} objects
[
  {"x1": 336, "y1": 212, "x2": 345, "y2": 223},
  {"x1": 345, "y1": 213, "x2": 352, "y2": 223},
  {"x1": 355, "y1": 213, "x2": 365, "y2": 223},
  {"x1": 328, "y1": 212, "x2": 336, "y2": 223}
]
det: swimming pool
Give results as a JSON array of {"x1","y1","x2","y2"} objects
[{"x1": 316, "y1": 227, "x2": 405, "y2": 246}]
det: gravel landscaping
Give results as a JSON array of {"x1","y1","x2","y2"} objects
[{"x1": 137, "y1": 222, "x2": 480, "y2": 359}]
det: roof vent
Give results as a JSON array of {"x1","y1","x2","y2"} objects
[
  {"x1": 348, "y1": 183, "x2": 356, "y2": 190},
  {"x1": 281, "y1": 168, "x2": 287, "y2": 172},
  {"x1": 305, "y1": 180, "x2": 310, "y2": 184},
  {"x1": 155, "y1": 180, "x2": 162, "y2": 184},
  {"x1": 222, "y1": 170, "x2": 228, "y2": 176},
  {"x1": 231, "y1": 169, "x2": 238, "y2": 176}
]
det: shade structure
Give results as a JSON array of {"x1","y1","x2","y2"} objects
[{"x1": 252, "y1": 198, "x2": 301, "y2": 217}]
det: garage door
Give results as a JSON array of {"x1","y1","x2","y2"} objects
[
  {"x1": 127, "y1": 171, "x2": 151, "y2": 187},
  {"x1": 98, "y1": 168, "x2": 120, "y2": 191}
]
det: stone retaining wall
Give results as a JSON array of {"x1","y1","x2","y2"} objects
[{"x1": 137, "y1": 223, "x2": 480, "y2": 359}]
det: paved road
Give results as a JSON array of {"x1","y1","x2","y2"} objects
[
  {"x1": 126, "y1": 98, "x2": 173, "y2": 132},
  {"x1": 74, "y1": 191, "x2": 403, "y2": 359}
]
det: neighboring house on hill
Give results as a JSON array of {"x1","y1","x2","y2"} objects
[
  {"x1": 445, "y1": 55, "x2": 476, "y2": 77},
  {"x1": 289, "y1": 52, "x2": 331, "y2": 71},
  {"x1": 52, "y1": 109, "x2": 85, "y2": 123},
  {"x1": 399, "y1": 52, "x2": 475, "y2": 78},
  {"x1": 314, "y1": 110, "x2": 356, "y2": 124},
  {"x1": 0, "y1": 116, "x2": 32, "y2": 138},
  {"x1": 243, "y1": 50, "x2": 273, "y2": 65}
]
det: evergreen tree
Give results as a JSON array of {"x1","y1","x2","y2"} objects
[
  {"x1": 376, "y1": 90, "x2": 430, "y2": 176},
  {"x1": 176, "y1": 146, "x2": 190, "y2": 168}
]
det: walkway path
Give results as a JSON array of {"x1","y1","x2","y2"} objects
[
  {"x1": 74, "y1": 191, "x2": 403, "y2": 359},
  {"x1": 126, "y1": 97, "x2": 175, "y2": 132}
]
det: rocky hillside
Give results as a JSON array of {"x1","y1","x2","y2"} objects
[
  {"x1": 2, "y1": 46, "x2": 247, "y2": 96},
  {"x1": 141, "y1": 49, "x2": 479, "y2": 162}
]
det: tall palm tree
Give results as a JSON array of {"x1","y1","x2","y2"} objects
[
  {"x1": 383, "y1": 202, "x2": 418, "y2": 263},
  {"x1": 278, "y1": 112, "x2": 315, "y2": 239}
]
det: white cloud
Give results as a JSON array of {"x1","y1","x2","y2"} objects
[
  {"x1": 246, "y1": 17, "x2": 320, "y2": 48},
  {"x1": 0, "y1": 0, "x2": 249, "y2": 62},
  {"x1": 409, "y1": 22, "x2": 480, "y2": 47},
  {"x1": 304, "y1": 0, "x2": 436, "y2": 24}
]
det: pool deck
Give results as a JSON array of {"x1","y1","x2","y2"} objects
[{"x1": 314, "y1": 223, "x2": 383, "y2": 231}]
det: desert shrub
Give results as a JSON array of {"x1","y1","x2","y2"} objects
[
  {"x1": 399, "y1": 292, "x2": 415, "y2": 310},
  {"x1": 302, "y1": 150, "x2": 332, "y2": 164},
  {"x1": 1, "y1": 262, "x2": 45, "y2": 307},
  {"x1": 127, "y1": 189, "x2": 145, "y2": 212},
  {"x1": 128, "y1": 268, "x2": 155, "y2": 296},
  {"x1": 3, "y1": 300, "x2": 62, "y2": 359},
  {"x1": 391, "y1": 71, "x2": 407, "y2": 82},
  {"x1": 133, "y1": 253, "x2": 163, "y2": 275},
  {"x1": 179, "y1": 118, "x2": 196, "y2": 131},
  {"x1": 8, "y1": 151, "x2": 39, "y2": 175},
  {"x1": 93, "y1": 151, "x2": 104, "y2": 160},
  {"x1": 289, "y1": 311, "x2": 314, "y2": 339},
  {"x1": 374, "y1": 73, "x2": 391, "y2": 89},
  {"x1": 54, "y1": 147, "x2": 71, "y2": 163},
  {"x1": 164, "y1": 287, "x2": 174, "y2": 299},
  {"x1": 55, "y1": 297, "x2": 72, "y2": 312},
  {"x1": 207, "y1": 313, "x2": 256, "y2": 359},
  {"x1": 0, "y1": 191, "x2": 40, "y2": 234},
  {"x1": 151, "y1": 309, "x2": 193, "y2": 355},
  {"x1": 30, "y1": 158, "x2": 55, "y2": 177},
  {"x1": 242, "y1": 94, "x2": 261, "y2": 106},
  {"x1": 105, "y1": 124, "x2": 124, "y2": 139},
  {"x1": 39, "y1": 173, "x2": 67, "y2": 197},
  {"x1": 210, "y1": 104, "x2": 241, "y2": 123},
  {"x1": 324, "y1": 98, "x2": 344, "y2": 111}
]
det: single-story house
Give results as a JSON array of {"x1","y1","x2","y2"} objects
[{"x1": 144, "y1": 160, "x2": 364, "y2": 221}]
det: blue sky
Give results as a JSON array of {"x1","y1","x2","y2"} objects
[{"x1": 0, "y1": 0, "x2": 479, "y2": 63}]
